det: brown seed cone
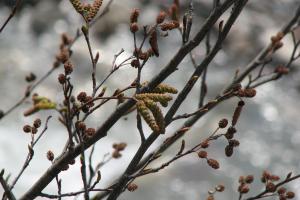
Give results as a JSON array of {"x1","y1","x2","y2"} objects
[
  {"x1": 244, "y1": 88, "x2": 256, "y2": 98},
  {"x1": 23, "y1": 125, "x2": 32, "y2": 133},
  {"x1": 127, "y1": 183, "x2": 138, "y2": 192},
  {"x1": 130, "y1": 23, "x2": 139, "y2": 33},
  {"x1": 200, "y1": 140, "x2": 210, "y2": 148},
  {"x1": 47, "y1": 150, "x2": 54, "y2": 161},
  {"x1": 245, "y1": 175, "x2": 254, "y2": 184},
  {"x1": 239, "y1": 184, "x2": 249, "y2": 193},
  {"x1": 286, "y1": 191, "x2": 295, "y2": 199},
  {"x1": 277, "y1": 187, "x2": 287, "y2": 195},
  {"x1": 113, "y1": 142, "x2": 127, "y2": 151},
  {"x1": 33, "y1": 118, "x2": 41, "y2": 128},
  {"x1": 218, "y1": 118, "x2": 228, "y2": 128},
  {"x1": 207, "y1": 159, "x2": 220, "y2": 169},
  {"x1": 77, "y1": 91, "x2": 87, "y2": 102},
  {"x1": 225, "y1": 145, "x2": 234, "y2": 157},
  {"x1": 64, "y1": 61, "x2": 73, "y2": 75},
  {"x1": 198, "y1": 151, "x2": 208, "y2": 158},
  {"x1": 266, "y1": 182, "x2": 276, "y2": 192},
  {"x1": 112, "y1": 150, "x2": 122, "y2": 159}
]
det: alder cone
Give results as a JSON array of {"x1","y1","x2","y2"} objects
[{"x1": 225, "y1": 145, "x2": 234, "y2": 157}]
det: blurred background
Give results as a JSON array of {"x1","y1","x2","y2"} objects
[{"x1": 1, "y1": 0, "x2": 300, "y2": 199}]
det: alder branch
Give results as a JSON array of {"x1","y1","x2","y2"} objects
[
  {"x1": 90, "y1": 4, "x2": 300, "y2": 199},
  {"x1": 8, "y1": 116, "x2": 52, "y2": 193},
  {"x1": 139, "y1": 2, "x2": 300, "y2": 177},
  {"x1": 106, "y1": 1, "x2": 247, "y2": 199},
  {"x1": 0, "y1": 170, "x2": 16, "y2": 200},
  {"x1": 19, "y1": 1, "x2": 238, "y2": 199},
  {"x1": 245, "y1": 174, "x2": 300, "y2": 200},
  {"x1": 39, "y1": 188, "x2": 111, "y2": 199},
  {"x1": 225, "y1": 3, "x2": 300, "y2": 92},
  {"x1": 17, "y1": 1, "x2": 300, "y2": 200},
  {"x1": 0, "y1": 0, "x2": 115, "y2": 122}
]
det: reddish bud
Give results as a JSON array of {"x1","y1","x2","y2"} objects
[
  {"x1": 23, "y1": 125, "x2": 32, "y2": 133},
  {"x1": 58, "y1": 74, "x2": 66, "y2": 84},
  {"x1": 207, "y1": 159, "x2": 220, "y2": 169},
  {"x1": 266, "y1": 182, "x2": 276, "y2": 192},
  {"x1": 198, "y1": 151, "x2": 208, "y2": 158},
  {"x1": 47, "y1": 150, "x2": 54, "y2": 161},
  {"x1": 218, "y1": 118, "x2": 228, "y2": 128},
  {"x1": 286, "y1": 191, "x2": 295, "y2": 199},
  {"x1": 127, "y1": 183, "x2": 138, "y2": 192},
  {"x1": 130, "y1": 23, "x2": 139, "y2": 33},
  {"x1": 33, "y1": 118, "x2": 41, "y2": 129}
]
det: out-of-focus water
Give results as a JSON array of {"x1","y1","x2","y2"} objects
[{"x1": 0, "y1": 0, "x2": 300, "y2": 199}]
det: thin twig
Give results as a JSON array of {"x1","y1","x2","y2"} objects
[
  {"x1": 0, "y1": 170, "x2": 16, "y2": 200},
  {"x1": 77, "y1": 130, "x2": 89, "y2": 200},
  {"x1": 0, "y1": 0, "x2": 22, "y2": 33},
  {"x1": 55, "y1": 176, "x2": 62, "y2": 200},
  {"x1": 90, "y1": 3, "x2": 300, "y2": 199},
  {"x1": 9, "y1": 116, "x2": 52, "y2": 191},
  {"x1": 82, "y1": 25, "x2": 97, "y2": 96},
  {"x1": 225, "y1": 3, "x2": 300, "y2": 92},
  {"x1": 33, "y1": 116, "x2": 52, "y2": 146},
  {"x1": 18, "y1": 1, "x2": 246, "y2": 199},
  {"x1": 0, "y1": 67, "x2": 55, "y2": 121},
  {"x1": 39, "y1": 188, "x2": 112, "y2": 199},
  {"x1": 245, "y1": 174, "x2": 300, "y2": 200},
  {"x1": 0, "y1": 0, "x2": 115, "y2": 122}
]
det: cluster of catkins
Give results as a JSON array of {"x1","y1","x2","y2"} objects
[
  {"x1": 129, "y1": 1, "x2": 180, "y2": 67},
  {"x1": 69, "y1": 0, "x2": 103, "y2": 22},
  {"x1": 135, "y1": 83, "x2": 178, "y2": 134}
]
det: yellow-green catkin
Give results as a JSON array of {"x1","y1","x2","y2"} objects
[
  {"x1": 69, "y1": 0, "x2": 103, "y2": 22},
  {"x1": 24, "y1": 96, "x2": 56, "y2": 116},
  {"x1": 136, "y1": 100, "x2": 160, "y2": 133},
  {"x1": 152, "y1": 83, "x2": 178, "y2": 94},
  {"x1": 135, "y1": 93, "x2": 172, "y2": 106},
  {"x1": 142, "y1": 82, "x2": 178, "y2": 94},
  {"x1": 88, "y1": 0, "x2": 103, "y2": 21},
  {"x1": 69, "y1": 0, "x2": 84, "y2": 14},
  {"x1": 144, "y1": 99, "x2": 165, "y2": 134},
  {"x1": 35, "y1": 99, "x2": 57, "y2": 110}
]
